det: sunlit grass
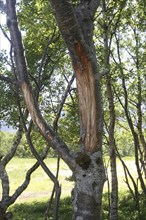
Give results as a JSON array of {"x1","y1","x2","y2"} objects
[
  {"x1": 1, "y1": 156, "x2": 142, "y2": 204},
  {"x1": 103, "y1": 156, "x2": 140, "y2": 193},
  {"x1": 1, "y1": 157, "x2": 146, "y2": 219},
  {"x1": 2, "y1": 157, "x2": 73, "y2": 203}
]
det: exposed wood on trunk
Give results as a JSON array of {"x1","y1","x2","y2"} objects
[
  {"x1": 48, "y1": 1, "x2": 105, "y2": 217},
  {"x1": 73, "y1": 41, "x2": 98, "y2": 152},
  {"x1": 49, "y1": 0, "x2": 103, "y2": 152}
]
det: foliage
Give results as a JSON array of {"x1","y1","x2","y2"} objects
[
  {"x1": 1, "y1": 0, "x2": 145, "y2": 157},
  {"x1": 0, "y1": 131, "x2": 15, "y2": 156},
  {"x1": 0, "y1": 131, "x2": 32, "y2": 157},
  {"x1": 58, "y1": 95, "x2": 80, "y2": 152}
]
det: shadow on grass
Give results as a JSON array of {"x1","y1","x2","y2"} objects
[
  {"x1": 9, "y1": 197, "x2": 72, "y2": 220},
  {"x1": 9, "y1": 193, "x2": 146, "y2": 220}
]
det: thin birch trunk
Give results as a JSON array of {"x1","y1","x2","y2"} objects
[{"x1": 102, "y1": 0, "x2": 118, "y2": 219}]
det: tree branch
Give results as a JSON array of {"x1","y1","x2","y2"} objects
[
  {"x1": 0, "y1": 75, "x2": 19, "y2": 86},
  {"x1": 53, "y1": 73, "x2": 75, "y2": 130}
]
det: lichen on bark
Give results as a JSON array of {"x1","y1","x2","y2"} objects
[{"x1": 72, "y1": 152, "x2": 105, "y2": 219}]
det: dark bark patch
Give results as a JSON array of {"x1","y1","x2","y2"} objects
[
  {"x1": 96, "y1": 157, "x2": 102, "y2": 165},
  {"x1": 75, "y1": 192, "x2": 98, "y2": 219},
  {"x1": 75, "y1": 152, "x2": 91, "y2": 169},
  {"x1": 92, "y1": 181, "x2": 97, "y2": 189}
]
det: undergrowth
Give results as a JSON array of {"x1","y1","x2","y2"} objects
[{"x1": 9, "y1": 192, "x2": 146, "y2": 220}]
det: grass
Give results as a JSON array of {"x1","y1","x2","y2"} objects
[
  {"x1": 102, "y1": 192, "x2": 146, "y2": 220},
  {"x1": 1, "y1": 157, "x2": 146, "y2": 219},
  {"x1": 2, "y1": 156, "x2": 139, "y2": 202},
  {"x1": 9, "y1": 193, "x2": 146, "y2": 220},
  {"x1": 10, "y1": 197, "x2": 72, "y2": 220},
  {"x1": 3, "y1": 157, "x2": 74, "y2": 202}
]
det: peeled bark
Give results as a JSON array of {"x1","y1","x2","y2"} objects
[
  {"x1": 73, "y1": 42, "x2": 99, "y2": 152},
  {"x1": 49, "y1": 3, "x2": 105, "y2": 218},
  {"x1": 6, "y1": 0, "x2": 76, "y2": 171},
  {"x1": 49, "y1": 1, "x2": 103, "y2": 153}
]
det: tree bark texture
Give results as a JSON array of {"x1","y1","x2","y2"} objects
[{"x1": 73, "y1": 152, "x2": 105, "y2": 220}]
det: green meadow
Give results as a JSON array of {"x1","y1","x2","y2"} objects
[{"x1": 1, "y1": 157, "x2": 146, "y2": 219}]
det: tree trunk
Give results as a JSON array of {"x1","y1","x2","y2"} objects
[
  {"x1": 72, "y1": 152, "x2": 105, "y2": 219},
  {"x1": 0, "y1": 208, "x2": 5, "y2": 220},
  {"x1": 102, "y1": 0, "x2": 118, "y2": 218},
  {"x1": 0, "y1": 208, "x2": 12, "y2": 220}
]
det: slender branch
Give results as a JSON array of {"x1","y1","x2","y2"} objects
[
  {"x1": 0, "y1": 24, "x2": 11, "y2": 43},
  {"x1": 53, "y1": 73, "x2": 75, "y2": 130},
  {"x1": 0, "y1": 125, "x2": 22, "y2": 209},
  {"x1": 37, "y1": 27, "x2": 57, "y2": 86},
  {"x1": 0, "y1": 168, "x2": 10, "y2": 205},
  {"x1": 7, "y1": 145, "x2": 50, "y2": 208},
  {"x1": 1, "y1": 126, "x2": 22, "y2": 167},
  {"x1": 114, "y1": 33, "x2": 146, "y2": 194},
  {"x1": 0, "y1": 75, "x2": 19, "y2": 86},
  {"x1": 18, "y1": 98, "x2": 62, "y2": 220}
]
